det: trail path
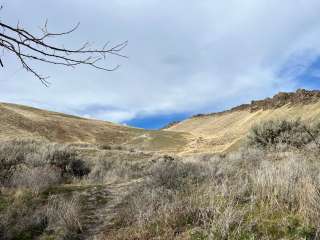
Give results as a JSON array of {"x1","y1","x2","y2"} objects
[{"x1": 79, "y1": 179, "x2": 142, "y2": 240}]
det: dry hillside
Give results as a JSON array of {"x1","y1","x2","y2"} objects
[
  {"x1": 167, "y1": 89, "x2": 320, "y2": 153},
  {"x1": 0, "y1": 102, "x2": 189, "y2": 153},
  {"x1": 2, "y1": 89, "x2": 320, "y2": 154},
  {"x1": 2, "y1": 89, "x2": 320, "y2": 240}
]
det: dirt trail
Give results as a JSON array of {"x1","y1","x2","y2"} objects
[{"x1": 79, "y1": 179, "x2": 142, "y2": 240}]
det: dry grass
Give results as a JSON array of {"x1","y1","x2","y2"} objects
[
  {"x1": 46, "y1": 194, "x2": 83, "y2": 236},
  {"x1": 0, "y1": 139, "x2": 90, "y2": 187},
  {"x1": 82, "y1": 148, "x2": 156, "y2": 184},
  {"x1": 88, "y1": 158, "x2": 132, "y2": 183},
  {"x1": 167, "y1": 101, "x2": 320, "y2": 153},
  {"x1": 10, "y1": 166, "x2": 61, "y2": 195},
  {"x1": 0, "y1": 139, "x2": 90, "y2": 239},
  {"x1": 105, "y1": 144, "x2": 320, "y2": 240},
  {"x1": 0, "y1": 190, "x2": 48, "y2": 240},
  {"x1": 0, "y1": 102, "x2": 190, "y2": 153},
  {"x1": 2, "y1": 120, "x2": 320, "y2": 239}
]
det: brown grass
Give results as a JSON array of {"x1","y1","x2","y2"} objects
[
  {"x1": 0, "y1": 102, "x2": 190, "y2": 153},
  {"x1": 10, "y1": 166, "x2": 61, "y2": 195},
  {"x1": 105, "y1": 145, "x2": 320, "y2": 240},
  {"x1": 168, "y1": 101, "x2": 320, "y2": 153},
  {"x1": 2, "y1": 118, "x2": 320, "y2": 239},
  {"x1": 46, "y1": 194, "x2": 83, "y2": 235}
]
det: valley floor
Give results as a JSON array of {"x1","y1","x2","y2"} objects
[{"x1": 2, "y1": 119, "x2": 320, "y2": 240}]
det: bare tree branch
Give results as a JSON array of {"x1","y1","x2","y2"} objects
[{"x1": 0, "y1": 13, "x2": 127, "y2": 86}]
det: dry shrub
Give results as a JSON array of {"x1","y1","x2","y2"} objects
[
  {"x1": 85, "y1": 157, "x2": 123, "y2": 183},
  {"x1": 250, "y1": 155, "x2": 320, "y2": 227},
  {"x1": 85, "y1": 153, "x2": 143, "y2": 184},
  {"x1": 110, "y1": 156, "x2": 247, "y2": 239},
  {"x1": 252, "y1": 157, "x2": 305, "y2": 206},
  {"x1": 42, "y1": 143, "x2": 90, "y2": 178},
  {"x1": 207, "y1": 201, "x2": 246, "y2": 239},
  {"x1": 0, "y1": 139, "x2": 90, "y2": 188},
  {"x1": 0, "y1": 191, "x2": 48, "y2": 240},
  {"x1": 46, "y1": 194, "x2": 82, "y2": 236},
  {"x1": 0, "y1": 191, "x2": 83, "y2": 240},
  {"x1": 0, "y1": 139, "x2": 40, "y2": 160},
  {"x1": 112, "y1": 177, "x2": 249, "y2": 240},
  {"x1": 114, "y1": 187, "x2": 210, "y2": 239},
  {"x1": 248, "y1": 119, "x2": 320, "y2": 149},
  {"x1": 298, "y1": 178, "x2": 320, "y2": 227},
  {"x1": 0, "y1": 139, "x2": 40, "y2": 185},
  {"x1": 10, "y1": 166, "x2": 61, "y2": 194},
  {"x1": 43, "y1": 144, "x2": 77, "y2": 167},
  {"x1": 109, "y1": 147, "x2": 320, "y2": 239},
  {"x1": 0, "y1": 140, "x2": 89, "y2": 239},
  {"x1": 147, "y1": 156, "x2": 206, "y2": 191}
]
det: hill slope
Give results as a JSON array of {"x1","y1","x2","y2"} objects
[
  {"x1": 167, "y1": 89, "x2": 320, "y2": 153},
  {"x1": 2, "y1": 89, "x2": 320, "y2": 154},
  {"x1": 0, "y1": 103, "x2": 189, "y2": 152}
]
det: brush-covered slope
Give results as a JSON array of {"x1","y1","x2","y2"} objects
[
  {"x1": 2, "y1": 89, "x2": 320, "y2": 154},
  {"x1": 167, "y1": 89, "x2": 320, "y2": 153},
  {"x1": 0, "y1": 103, "x2": 189, "y2": 152}
]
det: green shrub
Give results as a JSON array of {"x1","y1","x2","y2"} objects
[
  {"x1": 45, "y1": 145, "x2": 76, "y2": 170},
  {"x1": 67, "y1": 159, "x2": 90, "y2": 178},
  {"x1": 45, "y1": 145, "x2": 90, "y2": 178},
  {"x1": 247, "y1": 119, "x2": 320, "y2": 149}
]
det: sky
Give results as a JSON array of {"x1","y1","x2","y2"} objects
[{"x1": 1, "y1": 0, "x2": 320, "y2": 129}]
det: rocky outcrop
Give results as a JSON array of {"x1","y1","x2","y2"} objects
[
  {"x1": 161, "y1": 120, "x2": 181, "y2": 129},
  {"x1": 192, "y1": 89, "x2": 320, "y2": 118},
  {"x1": 244, "y1": 89, "x2": 320, "y2": 112}
]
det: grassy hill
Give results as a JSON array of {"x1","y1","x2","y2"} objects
[
  {"x1": 2, "y1": 89, "x2": 320, "y2": 240},
  {"x1": 0, "y1": 102, "x2": 189, "y2": 153},
  {"x1": 167, "y1": 89, "x2": 320, "y2": 153},
  {"x1": 2, "y1": 89, "x2": 320, "y2": 154}
]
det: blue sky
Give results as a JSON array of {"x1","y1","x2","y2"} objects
[
  {"x1": 294, "y1": 58, "x2": 320, "y2": 90},
  {"x1": 125, "y1": 113, "x2": 190, "y2": 130},
  {"x1": 1, "y1": 1, "x2": 320, "y2": 129}
]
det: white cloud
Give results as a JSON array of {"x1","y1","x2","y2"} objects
[
  {"x1": 93, "y1": 110, "x2": 136, "y2": 123},
  {"x1": 1, "y1": 0, "x2": 320, "y2": 123}
]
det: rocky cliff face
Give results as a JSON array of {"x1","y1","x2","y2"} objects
[
  {"x1": 241, "y1": 89, "x2": 320, "y2": 112},
  {"x1": 193, "y1": 89, "x2": 320, "y2": 118}
]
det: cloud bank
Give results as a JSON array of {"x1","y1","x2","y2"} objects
[{"x1": 1, "y1": 0, "x2": 320, "y2": 125}]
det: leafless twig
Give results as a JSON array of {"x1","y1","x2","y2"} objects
[{"x1": 0, "y1": 16, "x2": 127, "y2": 86}]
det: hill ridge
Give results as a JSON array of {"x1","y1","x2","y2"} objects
[
  {"x1": 193, "y1": 89, "x2": 320, "y2": 118},
  {"x1": 0, "y1": 102, "x2": 190, "y2": 152},
  {"x1": 167, "y1": 89, "x2": 320, "y2": 153},
  {"x1": 2, "y1": 88, "x2": 320, "y2": 154}
]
